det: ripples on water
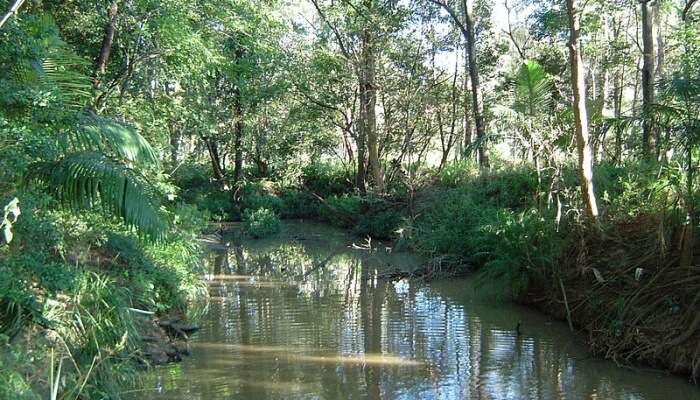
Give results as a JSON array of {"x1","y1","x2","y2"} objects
[{"x1": 138, "y1": 222, "x2": 700, "y2": 400}]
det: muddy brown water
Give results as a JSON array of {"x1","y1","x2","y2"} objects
[{"x1": 137, "y1": 221, "x2": 700, "y2": 399}]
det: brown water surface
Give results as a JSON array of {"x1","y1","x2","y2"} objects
[{"x1": 138, "y1": 221, "x2": 700, "y2": 400}]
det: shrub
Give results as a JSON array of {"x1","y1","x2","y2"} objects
[
  {"x1": 239, "y1": 183, "x2": 284, "y2": 215},
  {"x1": 437, "y1": 159, "x2": 478, "y2": 187},
  {"x1": 354, "y1": 196, "x2": 403, "y2": 239},
  {"x1": 173, "y1": 163, "x2": 234, "y2": 220},
  {"x1": 318, "y1": 194, "x2": 361, "y2": 228},
  {"x1": 242, "y1": 208, "x2": 281, "y2": 238},
  {"x1": 279, "y1": 190, "x2": 319, "y2": 219},
  {"x1": 355, "y1": 209, "x2": 403, "y2": 239},
  {"x1": 301, "y1": 163, "x2": 355, "y2": 197}
]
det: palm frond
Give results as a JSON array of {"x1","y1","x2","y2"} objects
[
  {"x1": 513, "y1": 60, "x2": 552, "y2": 117},
  {"x1": 660, "y1": 73, "x2": 700, "y2": 103},
  {"x1": 67, "y1": 113, "x2": 160, "y2": 166},
  {"x1": 28, "y1": 152, "x2": 165, "y2": 238},
  {"x1": 35, "y1": 29, "x2": 92, "y2": 112}
]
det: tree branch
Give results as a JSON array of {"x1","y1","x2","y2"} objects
[
  {"x1": 309, "y1": 0, "x2": 353, "y2": 59},
  {"x1": 428, "y1": 0, "x2": 469, "y2": 38},
  {"x1": 0, "y1": 0, "x2": 26, "y2": 30},
  {"x1": 684, "y1": 0, "x2": 698, "y2": 21}
]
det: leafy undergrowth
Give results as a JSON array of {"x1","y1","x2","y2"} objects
[
  {"x1": 402, "y1": 163, "x2": 700, "y2": 382},
  {"x1": 0, "y1": 198, "x2": 207, "y2": 399}
]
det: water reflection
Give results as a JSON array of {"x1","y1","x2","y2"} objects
[{"x1": 138, "y1": 222, "x2": 700, "y2": 400}]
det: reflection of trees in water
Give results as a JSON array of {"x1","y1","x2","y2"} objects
[{"x1": 158, "y1": 236, "x2": 676, "y2": 400}]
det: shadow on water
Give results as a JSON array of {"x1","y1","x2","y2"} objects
[{"x1": 136, "y1": 221, "x2": 700, "y2": 400}]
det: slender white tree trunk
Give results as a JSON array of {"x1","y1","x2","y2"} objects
[{"x1": 567, "y1": 0, "x2": 599, "y2": 220}]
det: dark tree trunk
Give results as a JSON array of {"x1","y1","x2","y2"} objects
[
  {"x1": 462, "y1": 0, "x2": 489, "y2": 169},
  {"x1": 94, "y1": 2, "x2": 118, "y2": 89},
  {"x1": 359, "y1": 2, "x2": 384, "y2": 193},
  {"x1": 641, "y1": 0, "x2": 655, "y2": 159},
  {"x1": 233, "y1": 87, "x2": 244, "y2": 185},
  {"x1": 205, "y1": 139, "x2": 226, "y2": 182}
]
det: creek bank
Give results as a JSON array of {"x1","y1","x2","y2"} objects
[
  {"x1": 135, "y1": 312, "x2": 200, "y2": 366},
  {"x1": 214, "y1": 176, "x2": 700, "y2": 384}
]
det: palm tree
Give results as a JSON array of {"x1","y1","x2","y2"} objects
[
  {"x1": 494, "y1": 60, "x2": 555, "y2": 208},
  {"x1": 6, "y1": 18, "x2": 164, "y2": 237}
]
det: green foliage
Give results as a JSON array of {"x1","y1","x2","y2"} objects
[
  {"x1": 0, "y1": 191, "x2": 205, "y2": 398},
  {"x1": 476, "y1": 209, "x2": 565, "y2": 298},
  {"x1": 29, "y1": 152, "x2": 164, "y2": 238},
  {"x1": 301, "y1": 163, "x2": 355, "y2": 198},
  {"x1": 279, "y1": 190, "x2": 319, "y2": 219},
  {"x1": 353, "y1": 196, "x2": 403, "y2": 240},
  {"x1": 239, "y1": 183, "x2": 284, "y2": 215},
  {"x1": 243, "y1": 208, "x2": 281, "y2": 238},
  {"x1": 404, "y1": 166, "x2": 565, "y2": 296},
  {"x1": 318, "y1": 194, "x2": 361, "y2": 228},
  {"x1": 173, "y1": 163, "x2": 233, "y2": 221},
  {"x1": 437, "y1": 160, "x2": 478, "y2": 187}
]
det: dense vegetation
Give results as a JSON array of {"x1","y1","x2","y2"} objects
[{"x1": 2, "y1": 0, "x2": 700, "y2": 397}]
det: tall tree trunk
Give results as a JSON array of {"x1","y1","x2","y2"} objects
[
  {"x1": 428, "y1": 0, "x2": 487, "y2": 169},
  {"x1": 462, "y1": 0, "x2": 489, "y2": 169},
  {"x1": 232, "y1": 85, "x2": 244, "y2": 185},
  {"x1": 360, "y1": 5, "x2": 384, "y2": 193},
  {"x1": 463, "y1": 44, "x2": 473, "y2": 160},
  {"x1": 654, "y1": 0, "x2": 666, "y2": 159},
  {"x1": 641, "y1": 0, "x2": 655, "y2": 159},
  {"x1": 567, "y1": 0, "x2": 599, "y2": 220},
  {"x1": 654, "y1": 0, "x2": 665, "y2": 79},
  {"x1": 356, "y1": 85, "x2": 367, "y2": 194},
  {"x1": 94, "y1": 2, "x2": 118, "y2": 88},
  {"x1": 613, "y1": 68, "x2": 624, "y2": 163},
  {"x1": 205, "y1": 139, "x2": 225, "y2": 182}
]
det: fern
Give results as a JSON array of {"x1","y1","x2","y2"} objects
[
  {"x1": 35, "y1": 20, "x2": 92, "y2": 112},
  {"x1": 66, "y1": 113, "x2": 160, "y2": 166},
  {"x1": 28, "y1": 152, "x2": 165, "y2": 238}
]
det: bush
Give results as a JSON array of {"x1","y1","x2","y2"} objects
[
  {"x1": 301, "y1": 163, "x2": 355, "y2": 197},
  {"x1": 353, "y1": 196, "x2": 403, "y2": 239},
  {"x1": 318, "y1": 194, "x2": 361, "y2": 228},
  {"x1": 0, "y1": 192, "x2": 208, "y2": 398},
  {"x1": 436, "y1": 159, "x2": 478, "y2": 187},
  {"x1": 279, "y1": 190, "x2": 319, "y2": 219},
  {"x1": 243, "y1": 208, "x2": 281, "y2": 238},
  {"x1": 239, "y1": 183, "x2": 284, "y2": 215},
  {"x1": 173, "y1": 163, "x2": 234, "y2": 220},
  {"x1": 355, "y1": 209, "x2": 403, "y2": 239}
]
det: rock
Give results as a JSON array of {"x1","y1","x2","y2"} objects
[
  {"x1": 172, "y1": 322, "x2": 200, "y2": 335},
  {"x1": 137, "y1": 314, "x2": 197, "y2": 366},
  {"x1": 175, "y1": 343, "x2": 191, "y2": 356}
]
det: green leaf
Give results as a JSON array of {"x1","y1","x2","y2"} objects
[{"x1": 27, "y1": 152, "x2": 165, "y2": 239}]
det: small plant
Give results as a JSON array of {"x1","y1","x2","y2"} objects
[{"x1": 242, "y1": 208, "x2": 281, "y2": 238}]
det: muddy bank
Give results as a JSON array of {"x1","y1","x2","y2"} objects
[{"x1": 134, "y1": 313, "x2": 199, "y2": 366}]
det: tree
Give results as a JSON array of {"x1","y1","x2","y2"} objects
[
  {"x1": 566, "y1": 0, "x2": 599, "y2": 220},
  {"x1": 310, "y1": 0, "x2": 393, "y2": 193},
  {"x1": 428, "y1": 0, "x2": 489, "y2": 169},
  {"x1": 641, "y1": 0, "x2": 655, "y2": 159}
]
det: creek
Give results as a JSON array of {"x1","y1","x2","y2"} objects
[{"x1": 137, "y1": 221, "x2": 700, "y2": 399}]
